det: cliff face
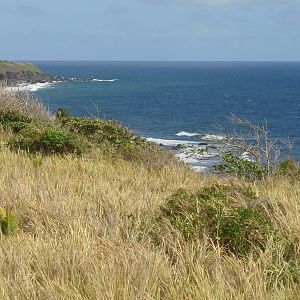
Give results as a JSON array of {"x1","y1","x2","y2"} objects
[{"x1": 0, "y1": 61, "x2": 53, "y2": 85}]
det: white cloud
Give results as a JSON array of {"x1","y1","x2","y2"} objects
[{"x1": 192, "y1": 0, "x2": 235, "y2": 5}]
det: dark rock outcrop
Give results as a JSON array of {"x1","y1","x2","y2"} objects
[{"x1": 2, "y1": 70, "x2": 54, "y2": 85}]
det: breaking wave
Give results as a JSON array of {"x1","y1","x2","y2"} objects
[{"x1": 176, "y1": 131, "x2": 200, "y2": 137}]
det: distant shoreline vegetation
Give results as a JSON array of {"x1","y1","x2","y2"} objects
[{"x1": 0, "y1": 60, "x2": 54, "y2": 86}]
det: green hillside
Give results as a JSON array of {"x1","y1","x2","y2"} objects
[{"x1": 0, "y1": 61, "x2": 42, "y2": 74}]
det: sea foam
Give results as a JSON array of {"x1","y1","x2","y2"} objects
[
  {"x1": 5, "y1": 82, "x2": 54, "y2": 92},
  {"x1": 176, "y1": 131, "x2": 200, "y2": 137},
  {"x1": 92, "y1": 78, "x2": 118, "y2": 82},
  {"x1": 146, "y1": 137, "x2": 199, "y2": 147},
  {"x1": 202, "y1": 134, "x2": 224, "y2": 142}
]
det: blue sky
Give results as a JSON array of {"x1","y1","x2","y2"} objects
[{"x1": 1, "y1": 0, "x2": 300, "y2": 61}]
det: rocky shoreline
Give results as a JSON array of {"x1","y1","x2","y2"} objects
[{"x1": 0, "y1": 70, "x2": 54, "y2": 86}]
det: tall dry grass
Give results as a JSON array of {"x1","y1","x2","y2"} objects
[
  {"x1": 0, "y1": 147, "x2": 298, "y2": 299},
  {"x1": 0, "y1": 86, "x2": 51, "y2": 120}
]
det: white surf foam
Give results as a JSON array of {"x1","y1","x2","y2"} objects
[
  {"x1": 92, "y1": 78, "x2": 118, "y2": 82},
  {"x1": 27, "y1": 82, "x2": 54, "y2": 92},
  {"x1": 146, "y1": 135, "x2": 224, "y2": 173},
  {"x1": 191, "y1": 165, "x2": 209, "y2": 173},
  {"x1": 240, "y1": 151, "x2": 255, "y2": 162},
  {"x1": 176, "y1": 131, "x2": 200, "y2": 137},
  {"x1": 5, "y1": 82, "x2": 54, "y2": 92},
  {"x1": 202, "y1": 134, "x2": 224, "y2": 142},
  {"x1": 146, "y1": 137, "x2": 200, "y2": 147},
  {"x1": 176, "y1": 153, "x2": 200, "y2": 164}
]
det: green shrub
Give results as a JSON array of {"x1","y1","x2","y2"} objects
[
  {"x1": 214, "y1": 152, "x2": 267, "y2": 180},
  {"x1": 0, "y1": 207, "x2": 18, "y2": 235},
  {"x1": 0, "y1": 110, "x2": 169, "y2": 164},
  {"x1": 58, "y1": 116, "x2": 152, "y2": 161},
  {"x1": 276, "y1": 159, "x2": 300, "y2": 179},
  {"x1": 55, "y1": 107, "x2": 70, "y2": 119},
  {"x1": 59, "y1": 116, "x2": 135, "y2": 144},
  {"x1": 0, "y1": 110, "x2": 32, "y2": 124},
  {"x1": 0, "y1": 110, "x2": 32, "y2": 133},
  {"x1": 152, "y1": 184, "x2": 273, "y2": 256},
  {"x1": 9, "y1": 125, "x2": 86, "y2": 155}
]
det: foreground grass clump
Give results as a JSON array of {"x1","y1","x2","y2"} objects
[{"x1": 151, "y1": 184, "x2": 273, "y2": 256}]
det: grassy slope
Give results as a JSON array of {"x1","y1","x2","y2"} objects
[
  {"x1": 0, "y1": 88, "x2": 299, "y2": 299},
  {"x1": 0, "y1": 150, "x2": 299, "y2": 299},
  {"x1": 0, "y1": 61, "x2": 42, "y2": 74}
]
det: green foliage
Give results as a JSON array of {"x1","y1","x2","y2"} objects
[
  {"x1": 265, "y1": 250, "x2": 300, "y2": 287},
  {"x1": 55, "y1": 107, "x2": 70, "y2": 119},
  {"x1": 57, "y1": 116, "x2": 155, "y2": 162},
  {"x1": 9, "y1": 125, "x2": 85, "y2": 155},
  {"x1": 0, "y1": 110, "x2": 32, "y2": 124},
  {"x1": 153, "y1": 184, "x2": 273, "y2": 256},
  {"x1": 59, "y1": 116, "x2": 136, "y2": 144},
  {"x1": 0, "y1": 207, "x2": 18, "y2": 235},
  {"x1": 0, "y1": 109, "x2": 169, "y2": 164},
  {"x1": 276, "y1": 159, "x2": 300, "y2": 179},
  {"x1": 0, "y1": 110, "x2": 32, "y2": 133},
  {"x1": 214, "y1": 152, "x2": 267, "y2": 180}
]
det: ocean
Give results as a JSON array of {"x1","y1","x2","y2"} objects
[{"x1": 32, "y1": 61, "x2": 300, "y2": 171}]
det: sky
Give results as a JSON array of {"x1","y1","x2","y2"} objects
[{"x1": 0, "y1": 0, "x2": 300, "y2": 61}]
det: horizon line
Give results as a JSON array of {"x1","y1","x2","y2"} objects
[{"x1": 17, "y1": 59, "x2": 300, "y2": 63}]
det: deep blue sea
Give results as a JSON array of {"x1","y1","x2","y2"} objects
[{"x1": 33, "y1": 61, "x2": 300, "y2": 168}]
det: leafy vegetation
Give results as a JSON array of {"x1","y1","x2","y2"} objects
[
  {"x1": 214, "y1": 152, "x2": 268, "y2": 180},
  {"x1": 0, "y1": 109, "x2": 171, "y2": 166},
  {"x1": 276, "y1": 159, "x2": 300, "y2": 179},
  {"x1": 55, "y1": 107, "x2": 70, "y2": 119},
  {"x1": 0, "y1": 110, "x2": 32, "y2": 133},
  {"x1": 151, "y1": 184, "x2": 273, "y2": 256},
  {"x1": 9, "y1": 125, "x2": 86, "y2": 155}
]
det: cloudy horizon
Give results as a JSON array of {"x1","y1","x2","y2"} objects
[{"x1": 1, "y1": 0, "x2": 299, "y2": 61}]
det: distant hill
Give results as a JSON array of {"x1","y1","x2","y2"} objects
[{"x1": 0, "y1": 60, "x2": 53, "y2": 85}]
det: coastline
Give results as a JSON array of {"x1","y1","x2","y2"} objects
[
  {"x1": 4, "y1": 81, "x2": 59, "y2": 92},
  {"x1": 145, "y1": 134, "x2": 226, "y2": 173}
]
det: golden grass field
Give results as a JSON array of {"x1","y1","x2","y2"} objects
[
  {"x1": 0, "y1": 87, "x2": 299, "y2": 299},
  {"x1": 0, "y1": 149, "x2": 298, "y2": 299}
]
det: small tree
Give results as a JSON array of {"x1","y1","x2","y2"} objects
[{"x1": 215, "y1": 114, "x2": 294, "y2": 176}]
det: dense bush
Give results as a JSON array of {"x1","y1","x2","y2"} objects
[
  {"x1": 57, "y1": 116, "x2": 162, "y2": 162},
  {"x1": 9, "y1": 125, "x2": 85, "y2": 155},
  {"x1": 59, "y1": 116, "x2": 136, "y2": 144},
  {"x1": 214, "y1": 152, "x2": 267, "y2": 180},
  {"x1": 151, "y1": 184, "x2": 274, "y2": 256},
  {"x1": 0, "y1": 109, "x2": 172, "y2": 164},
  {"x1": 0, "y1": 110, "x2": 32, "y2": 133}
]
